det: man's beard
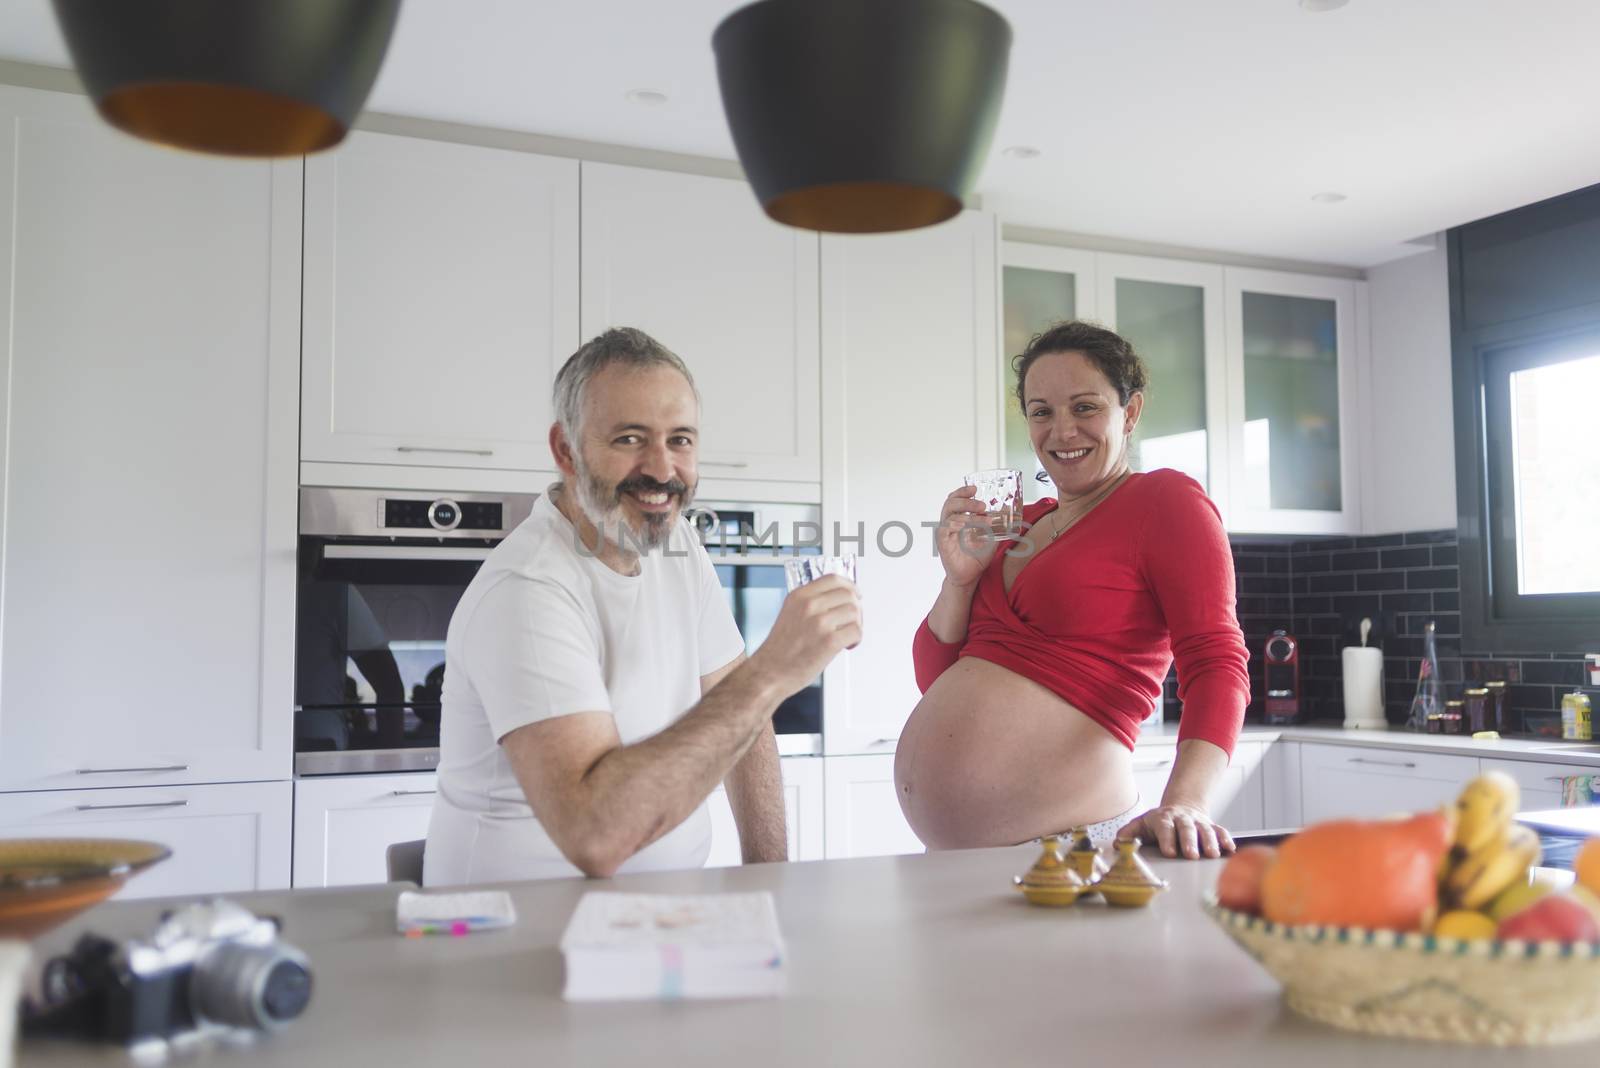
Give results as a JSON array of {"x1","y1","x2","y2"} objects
[{"x1": 570, "y1": 454, "x2": 694, "y2": 553}]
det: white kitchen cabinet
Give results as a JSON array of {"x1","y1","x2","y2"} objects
[
  {"x1": 1259, "y1": 739, "x2": 1302, "y2": 829},
  {"x1": 1000, "y1": 242, "x2": 1097, "y2": 503},
  {"x1": 1299, "y1": 743, "x2": 1478, "y2": 823},
  {"x1": 1131, "y1": 741, "x2": 1264, "y2": 834},
  {"x1": 1097, "y1": 254, "x2": 1230, "y2": 513},
  {"x1": 581, "y1": 162, "x2": 820, "y2": 483},
  {"x1": 302, "y1": 130, "x2": 579, "y2": 473},
  {"x1": 823, "y1": 754, "x2": 925, "y2": 859},
  {"x1": 0, "y1": 781, "x2": 291, "y2": 899},
  {"x1": 1222, "y1": 268, "x2": 1364, "y2": 534},
  {"x1": 705, "y1": 755, "x2": 825, "y2": 868},
  {"x1": 0, "y1": 84, "x2": 298, "y2": 791},
  {"x1": 292, "y1": 773, "x2": 438, "y2": 888},
  {"x1": 1481, "y1": 757, "x2": 1595, "y2": 814},
  {"x1": 820, "y1": 211, "x2": 1000, "y2": 755}
]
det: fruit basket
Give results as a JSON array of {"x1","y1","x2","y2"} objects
[{"x1": 1204, "y1": 896, "x2": 1600, "y2": 1046}]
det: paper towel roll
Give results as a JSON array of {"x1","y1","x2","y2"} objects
[{"x1": 1342, "y1": 646, "x2": 1385, "y2": 728}]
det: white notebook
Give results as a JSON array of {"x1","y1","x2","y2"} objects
[{"x1": 559, "y1": 891, "x2": 787, "y2": 1001}]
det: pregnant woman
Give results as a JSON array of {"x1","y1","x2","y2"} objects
[{"x1": 896, "y1": 321, "x2": 1249, "y2": 859}]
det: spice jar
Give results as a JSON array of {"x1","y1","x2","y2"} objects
[
  {"x1": 1426, "y1": 711, "x2": 1444, "y2": 734},
  {"x1": 1443, "y1": 699, "x2": 1465, "y2": 735},
  {"x1": 1464, "y1": 687, "x2": 1491, "y2": 734},
  {"x1": 1484, "y1": 680, "x2": 1508, "y2": 733}
]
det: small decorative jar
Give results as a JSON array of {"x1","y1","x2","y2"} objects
[{"x1": 1463, "y1": 687, "x2": 1491, "y2": 734}]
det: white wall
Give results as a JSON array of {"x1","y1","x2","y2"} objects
[{"x1": 1362, "y1": 246, "x2": 1458, "y2": 534}]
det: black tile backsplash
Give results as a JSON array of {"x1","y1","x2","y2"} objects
[{"x1": 1161, "y1": 528, "x2": 1595, "y2": 736}]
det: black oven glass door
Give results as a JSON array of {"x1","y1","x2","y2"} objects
[
  {"x1": 296, "y1": 542, "x2": 486, "y2": 754},
  {"x1": 714, "y1": 556, "x2": 821, "y2": 735}
]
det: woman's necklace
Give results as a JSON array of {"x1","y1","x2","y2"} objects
[{"x1": 1048, "y1": 470, "x2": 1131, "y2": 542}]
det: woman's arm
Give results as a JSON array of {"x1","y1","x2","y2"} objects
[
  {"x1": 1116, "y1": 738, "x2": 1235, "y2": 859},
  {"x1": 913, "y1": 581, "x2": 976, "y2": 692},
  {"x1": 1119, "y1": 472, "x2": 1250, "y2": 859},
  {"x1": 914, "y1": 486, "x2": 1001, "y2": 692}
]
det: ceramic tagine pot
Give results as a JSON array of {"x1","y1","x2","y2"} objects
[
  {"x1": 1013, "y1": 836, "x2": 1087, "y2": 907},
  {"x1": 1066, "y1": 827, "x2": 1109, "y2": 884},
  {"x1": 1096, "y1": 839, "x2": 1169, "y2": 908}
]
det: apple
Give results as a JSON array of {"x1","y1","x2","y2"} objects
[{"x1": 1496, "y1": 893, "x2": 1600, "y2": 943}]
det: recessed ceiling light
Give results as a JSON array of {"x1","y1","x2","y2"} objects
[
  {"x1": 1001, "y1": 145, "x2": 1040, "y2": 160},
  {"x1": 1311, "y1": 191, "x2": 1348, "y2": 204},
  {"x1": 625, "y1": 89, "x2": 669, "y2": 106},
  {"x1": 1300, "y1": 0, "x2": 1350, "y2": 11}
]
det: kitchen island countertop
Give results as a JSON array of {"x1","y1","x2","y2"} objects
[{"x1": 18, "y1": 845, "x2": 1592, "y2": 1066}]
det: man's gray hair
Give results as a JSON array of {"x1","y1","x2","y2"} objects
[{"x1": 552, "y1": 327, "x2": 698, "y2": 439}]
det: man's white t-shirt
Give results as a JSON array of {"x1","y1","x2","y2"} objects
[{"x1": 423, "y1": 489, "x2": 746, "y2": 886}]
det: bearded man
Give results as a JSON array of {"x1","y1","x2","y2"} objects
[{"x1": 424, "y1": 328, "x2": 861, "y2": 884}]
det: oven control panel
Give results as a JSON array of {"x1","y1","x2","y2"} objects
[{"x1": 382, "y1": 498, "x2": 503, "y2": 532}]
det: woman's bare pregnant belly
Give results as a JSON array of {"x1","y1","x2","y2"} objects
[{"x1": 894, "y1": 657, "x2": 1138, "y2": 850}]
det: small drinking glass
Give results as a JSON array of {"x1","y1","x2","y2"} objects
[
  {"x1": 963, "y1": 468, "x2": 1023, "y2": 540},
  {"x1": 783, "y1": 554, "x2": 858, "y2": 592}
]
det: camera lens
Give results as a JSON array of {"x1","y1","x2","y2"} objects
[{"x1": 191, "y1": 942, "x2": 313, "y2": 1031}]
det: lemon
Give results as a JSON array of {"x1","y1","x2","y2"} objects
[{"x1": 1433, "y1": 909, "x2": 1498, "y2": 940}]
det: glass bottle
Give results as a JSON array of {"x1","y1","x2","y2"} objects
[{"x1": 1406, "y1": 621, "x2": 1443, "y2": 732}]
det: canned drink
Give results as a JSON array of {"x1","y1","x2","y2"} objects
[{"x1": 1562, "y1": 691, "x2": 1593, "y2": 741}]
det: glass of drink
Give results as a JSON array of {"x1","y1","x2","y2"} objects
[
  {"x1": 963, "y1": 468, "x2": 1023, "y2": 540},
  {"x1": 784, "y1": 554, "x2": 857, "y2": 592}
]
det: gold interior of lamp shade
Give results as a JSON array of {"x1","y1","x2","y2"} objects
[
  {"x1": 763, "y1": 181, "x2": 963, "y2": 234},
  {"x1": 97, "y1": 82, "x2": 347, "y2": 157}
]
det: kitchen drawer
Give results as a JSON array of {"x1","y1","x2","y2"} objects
[
  {"x1": 293, "y1": 773, "x2": 438, "y2": 888},
  {"x1": 1300, "y1": 743, "x2": 1478, "y2": 823},
  {"x1": 1482, "y1": 757, "x2": 1597, "y2": 813},
  {"x1": 0, "y1": 781, "x2": 291, "y2": 900}
]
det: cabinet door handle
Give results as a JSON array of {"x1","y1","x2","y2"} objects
[
  {"x1": 395, "y1": 446, "x2": 494, "y2": 457},
  {"x1": 870, "y1": 738, "x2": 898, "y2": 748},
  {"x1": 391, "y1": 789, "x2": 437, "y2": 797},
  {"x1": 699, "y1": 461, "x2": 750, "y2": 469},
  {"x1": 74, "y1": 800, "x2": 188, "y2": 812},
  {"x1": 1346, "y1": 757, "x2": 1417, "y2": 768},
  {"x1": 1133, "y1": 758, "x2": 1173, "y2": 770},
  {"x1": 76, "y1": 764, "x2": 189, "y2": 775}
]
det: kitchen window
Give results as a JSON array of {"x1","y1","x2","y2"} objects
[{"x1": 1462, "y1": 328, "x2": 1600, "y2": 647}]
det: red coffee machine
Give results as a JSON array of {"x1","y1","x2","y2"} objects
[{"x1": 1263, "y1": 630, "x2": 1300, "y2": 724}]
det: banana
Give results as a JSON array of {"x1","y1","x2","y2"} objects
[
  {"x1": 1452, "y1": 771, "x2": 1521, "y2": 857},
  {"x1": 1446, "y1": 824, "x2": 1542, "y2": 911}
]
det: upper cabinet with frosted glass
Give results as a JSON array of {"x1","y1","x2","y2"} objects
[
  {"x1": 1000, "y1": 243, "x2": 1366, "y2": 534},
  {"x1": 1222, "y1": 269, "x2": 1362, "y2": 534}
]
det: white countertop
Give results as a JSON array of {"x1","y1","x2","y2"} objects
[
  {"x1": 1135, "y1": 721, "x2": 1600, "y2": 767},
  {"x1": 18, "y1": 847, "x2": 1585, "y2": 1066}
]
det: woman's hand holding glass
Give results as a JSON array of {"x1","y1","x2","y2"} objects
[{"x1": 937, "y1": 485, "x2": 1003, "y2": 589}]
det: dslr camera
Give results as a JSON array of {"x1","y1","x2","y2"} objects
[{"x1": 28, "y1": 899, "x2": 312, "y2": 1044}]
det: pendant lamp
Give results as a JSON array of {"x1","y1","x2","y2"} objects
[
  {"x1": 50, "y1": 0, "x2": 402, "y2": 158},
  {"x1": 712, "y1": 0, "x2": 1011, "y2": 235}
]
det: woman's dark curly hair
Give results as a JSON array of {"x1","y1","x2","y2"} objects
[{"x1": 1012, "y1": 321, "x2": 1149, "y2": 411}]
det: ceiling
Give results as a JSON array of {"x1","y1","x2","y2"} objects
[{"x1": 3, "y1": 0, "x2": 1599, "y2": 269}]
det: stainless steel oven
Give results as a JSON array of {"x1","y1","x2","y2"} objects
[
  {"x1": 294, "y1": 487, "x2": 537, "y2": 775},
  {"x1": 295, "y1": 490, "x2": 825, "y2": 773},
  {"x1": 688, "y1": 500, "x2": 824, "y2": 755}
]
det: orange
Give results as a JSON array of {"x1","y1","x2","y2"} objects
[
  {"x1": 1216, "y1": 845, "x2": 1277, "y2": 915},
  {"x1": 1575, "y1": 838, "x2": 1600, "y2": 898},
  {"x1": 1260, "y1": 810, "x2": 1453, "y2": 932}
]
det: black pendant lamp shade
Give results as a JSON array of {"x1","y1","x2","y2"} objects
[
  {"x1": 712, "y1": 0, "x2": 1011, "y2": 234},
  {"x1": 50, "y1": 0, "x2": 402, "y2": 158}
]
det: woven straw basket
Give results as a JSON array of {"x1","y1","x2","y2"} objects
[{"x1": 1203, "y1": 897, "x2": 1600, "y2": 1046}]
